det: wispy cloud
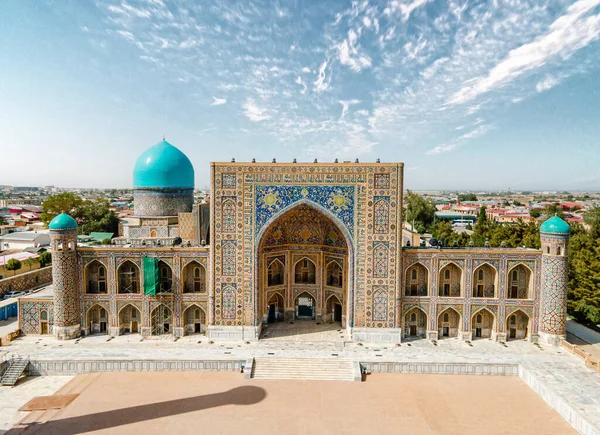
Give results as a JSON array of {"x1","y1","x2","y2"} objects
[
  {"x1": 427, "y1": 124, "x2": 494, "y2": 155},
  {"x1": 448, "y1": 0, "x2": 600, "y2": 105},
  {"x1": 98, "y1": 0, "x2": 600, "y2": 160},
  {"x1": 536, "y1": 75, "x2": 562, "y2": 92},
  {"x1": 211, "y1": 97, "x2": 227, "y2": 106},
  {"x1": 243, "y1": 98, "x2": 270, "y2": 122}
]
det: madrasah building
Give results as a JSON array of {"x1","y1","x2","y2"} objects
[{"x1": 19, "y1": 140, "x2": 571, "y2": 346}]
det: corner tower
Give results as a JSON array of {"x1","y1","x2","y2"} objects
[
  {"x1": 49, "y1": 213, "x2": 81, "y2": 340},
  {"x1": 539, "y1": 215, "x2": 570, "y2": 346},
  {"x1": 133, "y1": 139, "x2": 195, "y2": 216}
]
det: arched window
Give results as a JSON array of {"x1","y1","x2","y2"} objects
[
  {"x1": 546, "y1": 246, "x2": 550, "y2": 254},
  {"x1": 411, "y1": 312, "x2": 416, "y2": 322},
  {"x1": 444, "y1": 269, "x2": 450, "y2": 280},
  {"x1": 512, "y1": 270, "x2": 518, "y2": 281},
  {"x1": 411, "y1": 269, "x2": 417, "y2": 280},
  {"x1": 41, "y1": 310, "x2": 48, "y2": 321},
  {"x1": 476, "y1": 314, "x2": 482, "y2": 323},
  {"x1": 268, "y1": 259, "x2": 284, "y2": 286},
  {"x1": 158, "y1": 261, "x2": 172, "y2": 293},
  {"x1": 86, "y1": 261, "x2": 107, "y2": 294},
  {"x1": 443, "y1": 313, "x2": 449, "y2": 322},
  {"x1": 295, "y1": 258, "x2": 316, "y2": 284},
  {"x1": 100, "y1": 308, "x2": 107, "y2": 318},
  {"x1": 150, "y1": 230, "x2": 157, "y2": 238},
  {"x1": 118, "y1": 261, "x2": 140, "y2": 294},
  {"x1": 326, "y1": 261, "x2": 343, "y2": 287},
  {"x1": 183, "y1": 262, "x2": 205, "y2": 293},
  {"x1": 478, "y1": 269, "x2": 484, "y2": 280},
  {"x1": 557, "y1": 246, "x2": 562, "y2": 255},
  {"x1": 195, "y1": 308, "x2": 200, "y2": 319}
]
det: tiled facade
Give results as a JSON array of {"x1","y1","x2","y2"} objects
[{"x1": 31, "y1": 157, "x2": 568, "y2": 346}]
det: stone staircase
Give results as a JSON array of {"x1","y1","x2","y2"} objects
[
  {"x1": 250, "y1": 357, "x2": 360, "y2": 382},
  {"x1": 1, "y1": 356, "x2": 29, "y2": 386}
]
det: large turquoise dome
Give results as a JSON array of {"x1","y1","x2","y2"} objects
[
  {"x1": 49, "y1": 213, "x2": 78, "y2": 230},
  {"x1": 133, "y1": 140, "x2": 194, "y2": 189},
  {"x1": 540, "y1": 215, "x2": 570, "y2": 234}
]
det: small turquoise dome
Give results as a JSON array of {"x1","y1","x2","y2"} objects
[
  {"x1": 49, "y1": 213, "x2": 78, "y2": 230},
  {"x1": 540, "y1": 215, "x2": 570, "y2": 234},
  {"x1": 133, "y1": 140, "x2": 194, "y2": 189}
]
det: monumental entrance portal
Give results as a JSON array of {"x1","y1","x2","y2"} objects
[
  {"x1": 209, "y1": 162, "x2": 404, "y2": 342},
  {"x1": 258, "y1": 204, "x2": 349, "y2": 326}
]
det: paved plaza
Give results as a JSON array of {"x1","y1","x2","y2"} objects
[
  {"x1": 8, "y1": 372, "x2": 576, "y2": 435},
  {"x1": 1, "y1": 321, "x2": 599, "y2": 433}
]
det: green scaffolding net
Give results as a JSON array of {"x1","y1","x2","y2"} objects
[{"x1": 143, "y1": 257, "x2": 159, "y2": 296}]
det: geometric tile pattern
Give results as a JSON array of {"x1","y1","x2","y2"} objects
[
  {"x1": 133, "y1": 188, "x2": 193, "y2": 217},
  {"x1": 373, "y1": 243, "x2": 389, "y2": 278},
  {"x1": 221, "y1": 199, "x2": 236, "y2": 233},
  {"x1": 51, "y1": 232, "x2": 80, "y2": 329},
  {"x1": 212, "y1": 162, "x2": 402, "y2": 329},
  {"x1": 541, "y1": 255, "x2": 568, "y2": 335},
  {"x1": 373, "y1": 197, "x2": 390, "y2": 234}
]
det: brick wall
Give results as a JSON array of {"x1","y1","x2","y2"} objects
[{"x1": 0, "y1": 267, "x2": 52, "y2": 296}]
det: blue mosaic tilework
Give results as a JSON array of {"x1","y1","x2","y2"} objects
[{"x1": 255, "y1": 185, "x2": 355, "y2": 236}]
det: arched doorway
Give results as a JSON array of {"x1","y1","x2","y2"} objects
[
  {"x1": 471, "y1": 308, "x2": 495, "y2": 339},
  {"x1": 325, "y1": 295, "x2": 343, "y2": 323},
  {"x1": 118, "y1": 304, "x2": 141, "y2": 335},
  {"x1": 507, "y1": 310, "x2": 530, "y2": 340},
  {"x1": 151, "y1": 305, "x2": 172, "y2": 336},
  {"x1": 86, "y1": 304, "x2": 108, "y2": 335},
  {"x1": 40, "y1": 309, "x2": 49, "y2": 335},
  {"x1": 267, "y1": 293, "x2": 284, "y2": 323},
  {"x1": 295, "y1": 292, "x2": 316, "y2": 320},
  {"x1": 404, "y1": 307, "x2": 427, "y2": 338},
  {"x1": 257, "y1": 203, "x2": 350, "y2": 331},
  {"x1": 438, "y1": 308, "x2": 460, "y2": 338},
  {"x1": 183, "y1": 305, "x2": 207, "y2": 335}
]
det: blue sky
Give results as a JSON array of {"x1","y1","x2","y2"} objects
[{"x1": 1, "y1": 0, "x2": 599, "y2": 191}]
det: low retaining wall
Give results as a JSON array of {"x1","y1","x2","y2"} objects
[
  {"x1": 27, "y1": 359, "x2": 245, "y2": 375},
  {"x1": 561, "y1": 339, "x2": 600, "y2": 373},
  {"x1": 0, "y1": 267, "x2": 52, "y2": 296},
  {"x1": 360, "y1": 361, "x2": 519, "y2": 376},
  {"x1": 520, "y1": 365, "x2": 599, "y2": 435}
]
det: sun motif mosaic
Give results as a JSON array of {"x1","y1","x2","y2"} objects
[{"x1": 255, "y1": 185, "x2": 355, "y2": 236}]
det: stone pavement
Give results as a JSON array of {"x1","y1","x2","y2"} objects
[
  {"x1": 1, "y1": 323, "x2": 600, "y2": 434},
  {"x1": 0, "y1": 376, "x2": 73, "y2": 433},
  {"x1": 7, "y1": 372, "x2": 577, "y2": 435}
]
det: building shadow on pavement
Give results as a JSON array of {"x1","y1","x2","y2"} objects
[{"x1": 8, "y1": 385, "x2": 266, "y2": 435}]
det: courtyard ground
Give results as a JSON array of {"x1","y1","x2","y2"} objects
[{"x1": 8, "y1": 372, "x2": 575, "y2": 435}]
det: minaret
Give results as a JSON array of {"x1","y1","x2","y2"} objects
[
  {"x1": 539, "y1": 215, "x2": 570, "y2": 346},
  {"x1": 48, "y1": 213, "x2": 81, "y2": 340}
]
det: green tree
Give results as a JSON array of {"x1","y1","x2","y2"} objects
[
  {"x1": 38, "y1": 251, "x2": 52, "y2": 268},
  {"x1": 404, "y1": 191, "x2": 436, "y2": 233},
  {"x1": 529, "y1": 209, "x2": 541, "y2": 218},
  {"x1": 78, "y1": 198, "x2": 120, "y2": 235},
  {"x1": 477, "y1": 206, "x2": 487, "y2": 225},
  {"x1": 6, "y1": 258, "x2": 22, "y2": 276},
  {"x1": 102, "y1": 238, "x2": 112, "y2": 245},
  {"x1": 41, "y1": 192, "x2": 84, "y2": 225},
  {"x1": 567, "y1": 223, "x2": 600, "y2": 324},
  {"x1": 583, "y1": 206, "x2": 600, "y2": 238},
  {"x1": 24, "y1": 257, "x2": 38, "y2": 271},
  {"x1": 458, "y1": 193, "x2": 477, "y2": 201},
  {"x1": 544, "y1": 203, "x2": 564, "y2": 218},
  {"x1": 42, "y1": 193, "x2": 119, "y2": 235}
]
